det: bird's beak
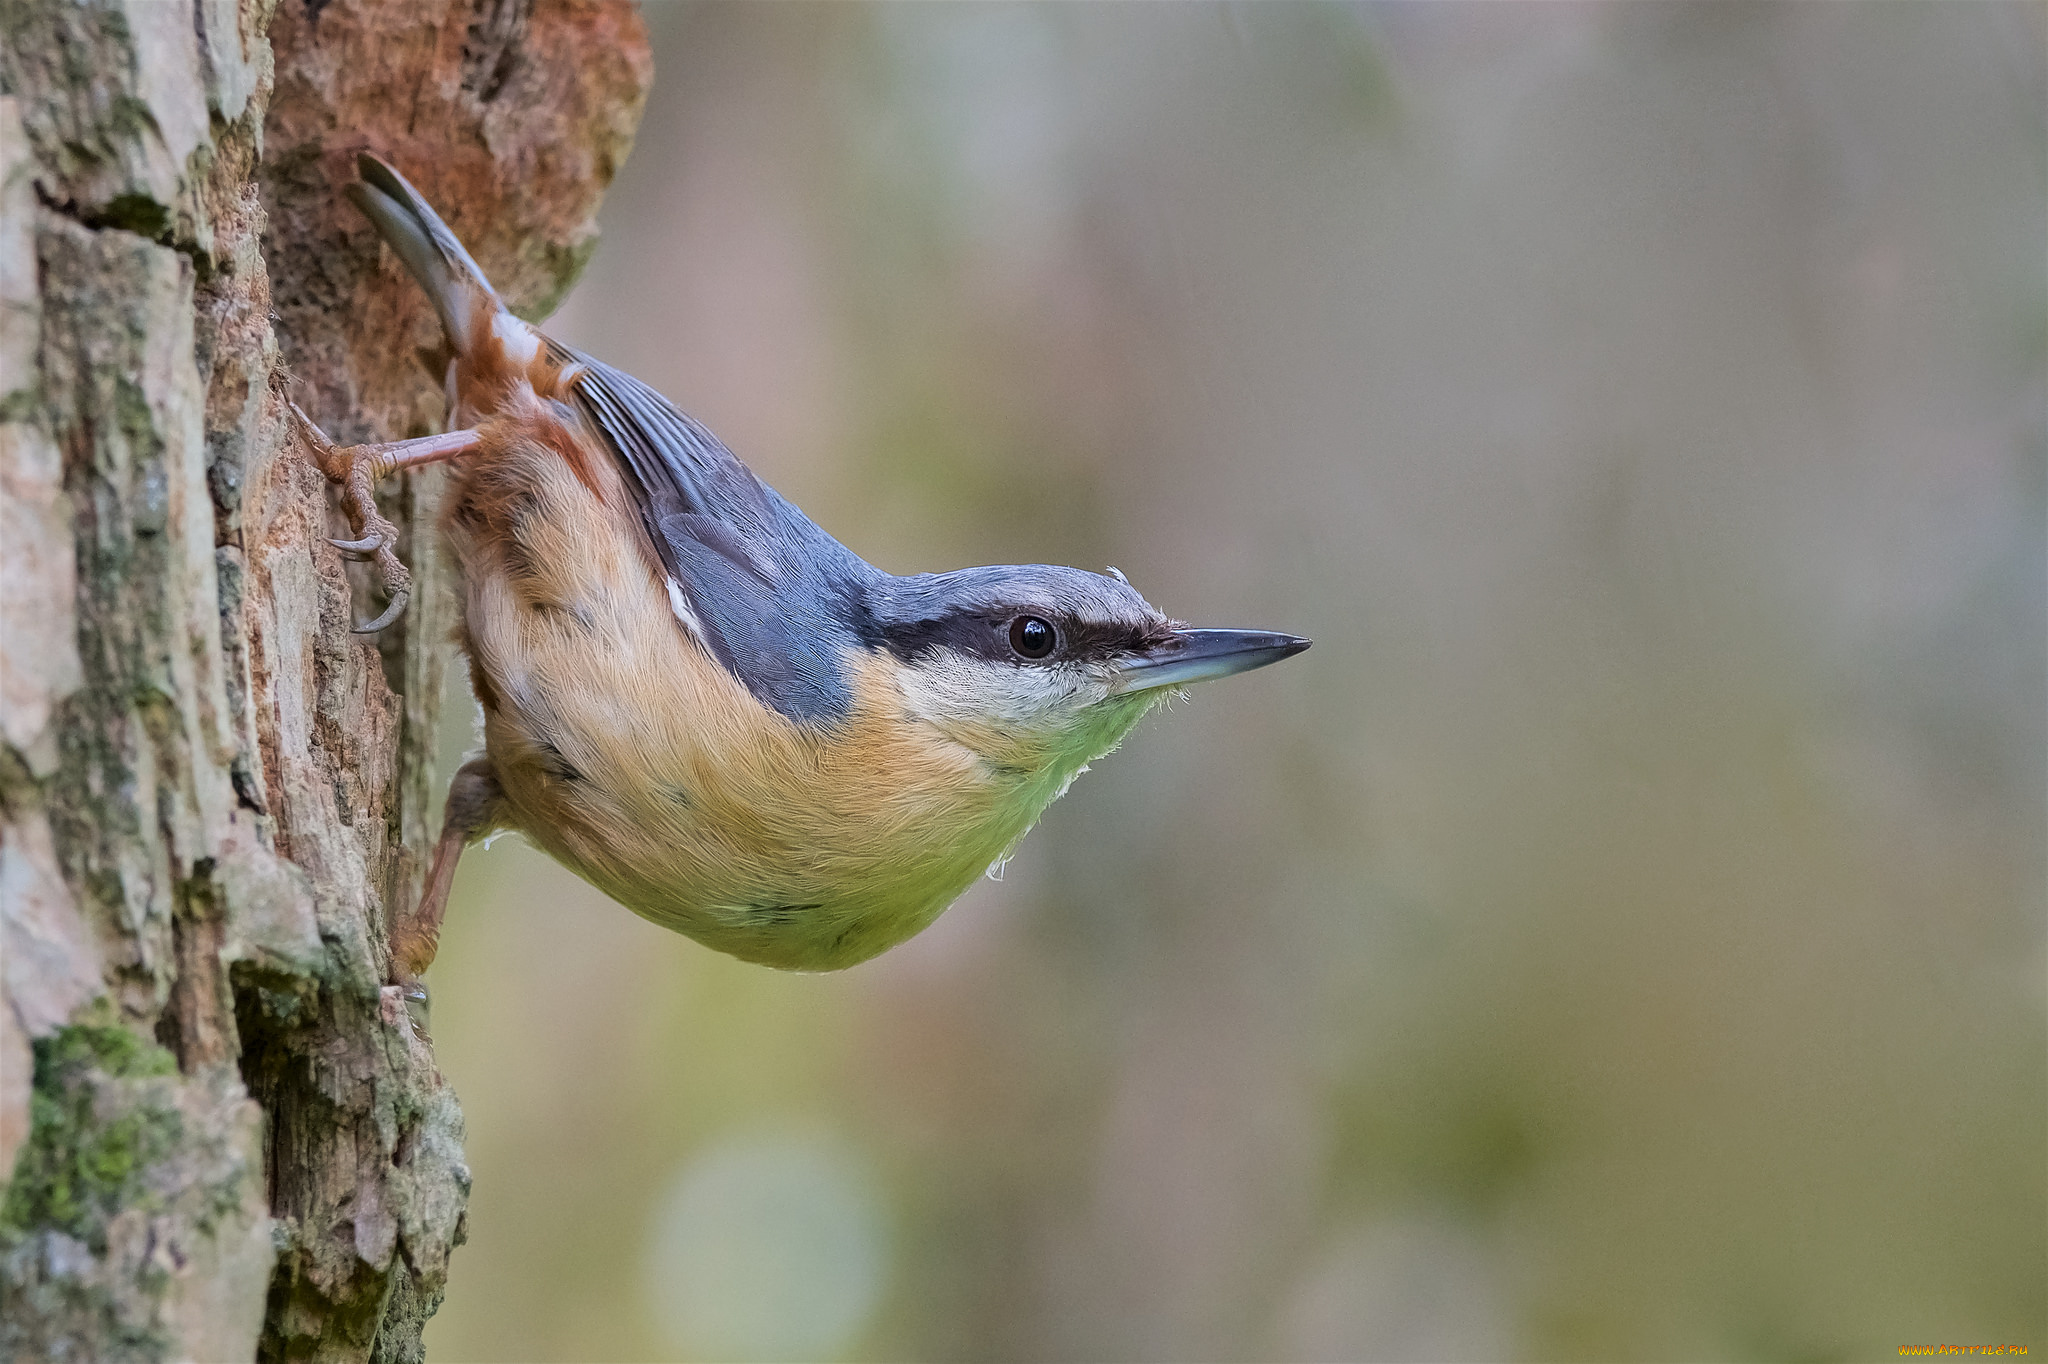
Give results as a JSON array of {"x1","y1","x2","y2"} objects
[{"x1": 1111, "y1": 628, "x2": 1311, "y2": 694}]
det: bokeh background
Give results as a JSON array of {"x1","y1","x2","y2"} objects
[{"x1": 422, "y1": 4, "x2": 2046, "y2": 1360}]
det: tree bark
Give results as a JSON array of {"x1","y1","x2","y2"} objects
[{"x1": 0, "y1": 4, "x2": 649, "y2": 1361}]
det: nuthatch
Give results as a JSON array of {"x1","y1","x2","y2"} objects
[{"x1": 297, "y1": 155, "x2": 1308, "y2": 985}]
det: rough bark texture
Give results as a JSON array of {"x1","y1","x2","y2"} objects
[{"x1": 0, "y1": 4, "x2": 650, "y2": 1361}]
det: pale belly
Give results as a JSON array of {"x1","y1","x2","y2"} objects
[{"x1": 491, "y1": 682, "x2": 1042, "y2": 971}]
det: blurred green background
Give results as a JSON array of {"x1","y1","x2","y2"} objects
[{"x1": 423, "y1": 4, "x2": 2046, "y2": 1360}]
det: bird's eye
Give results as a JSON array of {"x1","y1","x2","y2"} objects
[{"x1": 1009, "y1": 615, "x2": 1057, "y2": 660}]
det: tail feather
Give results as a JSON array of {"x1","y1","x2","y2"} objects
[{"x1": 346, "y1": 153, "x2": 500, "y2": 355}]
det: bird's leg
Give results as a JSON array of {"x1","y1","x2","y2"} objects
[
  {"x1": 287, "y1": 401, "x2": 483, "y2": 633},
  {"x1": 390, "y1": 758, "x2": 504, "y2": 1006}
]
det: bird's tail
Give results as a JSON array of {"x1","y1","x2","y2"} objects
[{"x1": 346, "y1": 153, "x2": 502, "y2": 357}]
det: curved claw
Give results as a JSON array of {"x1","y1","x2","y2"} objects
[
  {"x1": 401, "y1": 979, "x2": 430, "y2": 1037},
  {"x1": 291, "y1": 397, "x2": 471, "y2": 640},
  {"x1": 286, "y1": 400, "x2": 335, "y2": 454},
  {"x1": 353, "y1": 588, "x2": 409, "y2": 635},
  {"x1": 378, "y1": 982, "x2": 431, "y2": 1041}
]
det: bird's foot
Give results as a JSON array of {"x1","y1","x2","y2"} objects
[
  {"x1": 385, "y1": 907, "x2": 440, "y2": 1041},
  {"x1": 288, "y1": 403, "x2": 483, "y2": 633},
  {"x1": 381, "y1": 759, "x2": 500, "y2": 1027},
  {"x1": 379, "y1": 979, "x2": 431, "y2": 1039},
  {"x1": 289, "y1": 401, "x2": 414, "y2": 632}
]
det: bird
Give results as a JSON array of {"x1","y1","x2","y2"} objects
[{"x1": 294, "y1": 154, "x2": 1308, "y2": 988}]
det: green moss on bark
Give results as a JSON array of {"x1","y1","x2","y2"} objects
[{"x1": 0, "y1": 1025, "x2": 182, "y2": 1252}]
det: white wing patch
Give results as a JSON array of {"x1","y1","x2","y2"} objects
[
  {"x1": 665, "y1": 576, "x2": 708, "y2": 645},
  {"x1": 493, "y1": 309, "x2": 541, "y2": 367}
]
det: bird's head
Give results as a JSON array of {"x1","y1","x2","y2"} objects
[{"x1": 862, "y1": 564, "x2": 1308, "y2": 788}]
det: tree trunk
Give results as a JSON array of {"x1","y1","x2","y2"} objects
[{"x1": 0, "y1": 4, "x2": 649, "y2": 1360}]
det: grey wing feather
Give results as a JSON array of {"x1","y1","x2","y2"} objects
[
  {"x1": 547, "y1": 339, "x2": 874, "y2": 723},
  {"x1": 550, "y1": 340, "x2": 776, "y2": 547}
]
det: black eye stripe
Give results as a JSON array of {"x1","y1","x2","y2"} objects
[
  {"x1": 870, "y1": 607, "x2": 1174, "y2": 666},
  {"x1": 1050, "y1": 614, "x2": 1179, "y2": 662}
]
